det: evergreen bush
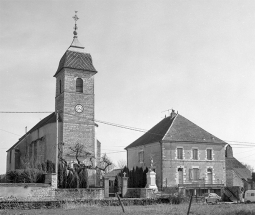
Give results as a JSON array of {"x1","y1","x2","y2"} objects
[{"x1": 118, "y1": 166, "x2": 148, "y2": 188}]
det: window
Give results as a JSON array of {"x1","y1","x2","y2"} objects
[
  {"x1": 59, "y1": 80, "x2": 62, "y2": 94},
  {"x1": 207, "y1": 168, "x2": 213, "y2": 184},
  {"x1": 207, "y1": 149, "x2": 212, "y2": 160},
  {"x1": 138, "y1": 151, "x2": 144, "y2": 163},
  {"x1": 76, "y1": 78, "x2": 83, "y2": 93},
  {"x1": 189, "y1": 168, "x2": 200, "y2": 181},
  {"x1": 177, "y1": 148, "x2": 183, "y2": 159},
  {"x1": 193, "y1": 149, "x2": 198, "y2": 160},
  {"x1": 178, "y1": 168, "x2": 183, "y2": 184},
  {"x1": 251, "y1": 193, "x2": 255, "y2": 197},
  {"x1": 193, "y1": 168, "x2": 200, "y2": 180}
]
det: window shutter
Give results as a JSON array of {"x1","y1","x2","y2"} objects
[{"x1": 189, "y1": 169, "x2": 193, "y2": 180}]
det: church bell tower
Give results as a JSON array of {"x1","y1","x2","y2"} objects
[{"x1": 54, "y1": 12, "x2": 97, "y2": 161}]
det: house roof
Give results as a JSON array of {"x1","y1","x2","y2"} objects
[
  {"x1": 125, "y1": 116, "x2": 175, "y2": 149},
  {"x1": 54, "y1": 50, "x2": 97, "y2": 77},
  {"x1": 6, "y1": 112, "x2": 60, "y2": 152},
  {"x1": 226, "y1": 157, "x2": 252, "y2": 181},
  {"x1": 125, "y1": 113, "x2": 227, "y2": 149}
]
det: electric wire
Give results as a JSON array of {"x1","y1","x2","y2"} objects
[{"x1": 1, "y1": 111, "x2": 255, "y2": 146}]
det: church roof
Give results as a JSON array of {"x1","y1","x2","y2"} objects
[
  {"x1": 54, "y1": 50, "x2": 97, "y2": 77},
  {"x1": 6, "y1": 112, "x2": 60, "y2": 152},
  {"x1": 125, "y1": 113, "x2": 227, "y2": 149}
]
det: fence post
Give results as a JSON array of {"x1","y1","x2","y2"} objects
[{"x1": 104, "y1": 177, "x2": 109, "y2": 198}]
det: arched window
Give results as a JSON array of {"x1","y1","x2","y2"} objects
[
  {"x1": 207, "y1": 168, "x2": 213, "y2": 184},
  {"x1": 76, "y1": 78, "x2": 83, "y2": 93},
  {"x1": 59, "y1": 80, "x2": 62, "y2": 94},
  {"x1": 178, "y1": 168, "x2": 183, "y2": 184}
]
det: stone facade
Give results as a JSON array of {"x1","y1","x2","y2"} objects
[
  {"x1": 162, "y1": 142, "x2": 226, "y2": 188},
  {"x1": 127, "y1": 143, "x2": 162, "y2": 186},
  {"x1": 6, "y1": 122, "x2": 61, "y2": 171},
  {"x1": 127, "y1": 141, "x2": 226, "y2": 191},
  {"x1": 55, "y1": 69, "x2": 96, "y2": 159},
  {"x1": 126, "y1": 112, "x2": 227, "y2": 195}
]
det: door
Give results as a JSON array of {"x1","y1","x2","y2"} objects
[{"x1": 178, "y1": 168, "x2": 184, "y2": 184}]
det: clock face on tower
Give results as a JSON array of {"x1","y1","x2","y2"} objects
[{"x1": 75, "y1": 104, "x2": 84, "y2": 113}]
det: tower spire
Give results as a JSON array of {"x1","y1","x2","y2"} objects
[
  {"x1": 68, "y1": 11, "x2": 85, "y2": 53},
  {"x1": 73, "y1": 11, "x2": 79, "y2": 38}
]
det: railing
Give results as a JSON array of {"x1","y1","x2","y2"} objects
[{"x1": 178, "y1": 183, "x2": 224, "y2": 188}]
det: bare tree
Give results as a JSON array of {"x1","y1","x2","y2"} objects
[
  {"x1": 58, "y1": 143, "x2": 113, "y2": 188},
  {"x1": 241, "y1": 162, "x2": 254, "y2": 174},
  {"x1": 117, "y1": 159, "x2": 127, "y2": 169}
]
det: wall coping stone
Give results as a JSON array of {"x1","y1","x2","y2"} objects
[{"x1": 0, "y1": 183, "x2": 51, "y2": 187}]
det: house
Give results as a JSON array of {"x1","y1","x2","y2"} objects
[
  {"x1": 225, "y1": 145, "x2": 252, "y2": 190},
  {"x1": 125, "y1": 110, "x2": 227, "y2": 196},
  {"x1": 6, "y1": 14, "x2": 101, "y2": 186}
]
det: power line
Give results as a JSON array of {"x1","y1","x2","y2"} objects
[
  {"x1": 103, "y1": 151, "x2": 126, "y2": 154},
  {"x1": 238, "y1": 150, "x2": 255, "y2": 159},
  {"x1": 0, "y1": 112, "x2": 52, "y2": 113},
  {"x1": 235, "y1": 148, "x2": 255, "y2": 155},
  {"x1": 0, "y1": 129, "x2": 21, "y2": 136},
  {"x1": 1, "y1": 111, "x2": 255, "y2": 146}
]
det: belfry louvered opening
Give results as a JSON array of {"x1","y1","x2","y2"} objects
[{"x1": 76, "y1": 78, "x2": 83, "y2": 93}]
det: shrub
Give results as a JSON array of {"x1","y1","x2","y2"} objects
[
  {"x1": 119, "y1": 166, "x2": 148, "y2": 188},
  {"x1": 6, "y1": 169, "x2": 45, "y2": 183}
]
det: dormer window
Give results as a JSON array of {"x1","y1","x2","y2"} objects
[{"x1": 76, "y1": 78, "x2": 83, "y2": 93}]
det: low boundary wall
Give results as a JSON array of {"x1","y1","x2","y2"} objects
[
  {"x1": 124, "y1": 188, "x2": 155, "y2": 198},
  {"x1": 0, "y1": 184, "x2": 104, "y2": 200}
]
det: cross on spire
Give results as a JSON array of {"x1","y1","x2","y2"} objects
[{"x1": 72, "y1": 11, "x2": 79, "y2": 38}]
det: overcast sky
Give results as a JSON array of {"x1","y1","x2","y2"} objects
[{"x1": 0, "y1": 0, "x2": 255, "y2": 174}]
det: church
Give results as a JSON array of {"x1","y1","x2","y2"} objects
[{"x1": 6, "y1": 13, "x2": 101, "y2": 186}]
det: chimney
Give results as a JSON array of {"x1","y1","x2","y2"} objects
[
  {"x1": 25, "y1": 126, "x2": 27, "y2": 134},
  {"x1": 170, "y1": 109, "x2": 177, "y2": 119}
]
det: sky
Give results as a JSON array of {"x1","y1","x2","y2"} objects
[{"x1": 0, "y1": 0, "x2": 255, "y2": 174}]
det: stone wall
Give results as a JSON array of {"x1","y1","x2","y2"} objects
[
  {"x1": 55, "y1": 188, "x2": 104, "y2": 200},
  {"x1": 0, "y1": 183, "x2": 53, "y2": 200},
  {"x1": 0, "y1": 183, "x2": 104, "y2": 200},
  {"x1": 124, "y1": 188, "x2": 155, "y2": 198}
]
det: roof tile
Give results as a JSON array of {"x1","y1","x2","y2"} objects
[
  {"x1": 54, "y1": 50, "x2": 97, "y2": 77},
  {"x1": 125, "y1": 114, "x2": 226, "y2": 149}
]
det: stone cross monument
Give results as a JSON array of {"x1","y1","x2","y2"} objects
[{"x1": 145, "y1": 157, "x2": 158, "y2": 191}]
